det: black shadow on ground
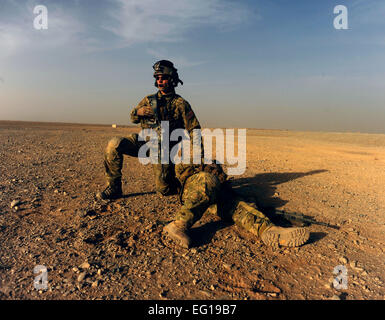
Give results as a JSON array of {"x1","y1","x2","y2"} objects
[
  {"x1": 190, "y1": 169, "x2": 328, "y2": 247},
  {"x1": 190, "y1": 220, "x2": 233, "y2": 247},
  {"x1": 122, "y1": 191, "x2": 157, "y2": 198},
  {"x1": 307, "y1": 232, "x2": 327, "y2": 244}
]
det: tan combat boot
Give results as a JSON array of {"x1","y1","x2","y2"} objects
[
  {"x1": 163, "y1": 220, "x2": 191, "y2": 249},
  {"x1": 96, "y1": 180, "x2": 122, "y2": 200},
  {"x1": 261, "y1": 226, "x2": 309, "y2": 248}
]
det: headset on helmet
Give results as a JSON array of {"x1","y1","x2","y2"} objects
[{"x1": 153, "y1": 60, "x2": 183, "y2": 88}]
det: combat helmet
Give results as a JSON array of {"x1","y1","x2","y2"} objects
[{"x1": 153, "y1": 60, "x2": 183, "y2": 88}]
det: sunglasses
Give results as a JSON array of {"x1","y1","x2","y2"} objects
[{"x1": 156, "y1": 75, "x2": 170, "y2": 81}]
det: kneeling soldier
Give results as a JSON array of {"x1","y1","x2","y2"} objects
[{"x1": 97, "y1": 60, "x2": 202, "y2": 200}]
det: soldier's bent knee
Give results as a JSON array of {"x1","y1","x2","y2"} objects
[{"x1": 106, "y1": 137, "x2": 124, "y2": 153}]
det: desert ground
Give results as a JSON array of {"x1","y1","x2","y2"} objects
[{"x1": 0, "y1": 120, "x2": 384, "y2": 300}]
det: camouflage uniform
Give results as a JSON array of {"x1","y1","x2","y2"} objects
[
  {"x1": 164, "y1": 164, "x2": 309, "y2": 248},
  {"x1": 174, "y1": 164, "x2": 273, "y2": 238},
  {"x1": 103, "y1": 91, "x2": 201, "y2": 195}
]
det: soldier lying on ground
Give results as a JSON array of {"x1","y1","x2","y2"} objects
[{"x1": 163, "y1": 163, "x2": 310, "y2": 249}]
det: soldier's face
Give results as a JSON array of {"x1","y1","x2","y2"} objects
[{"x1": 156, "y1": 75, "x2": 172, "y2": 92}]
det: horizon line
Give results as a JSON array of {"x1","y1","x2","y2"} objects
[{"x1": 0, "y1": 119, "x2": 384, "y2": 135}]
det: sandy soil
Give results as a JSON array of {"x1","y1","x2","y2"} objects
[{"x1": 0, "y1": 120, "x2": 384, "y2": 300}]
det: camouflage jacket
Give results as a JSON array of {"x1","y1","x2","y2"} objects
[{"x1": 130, "y1": 91, "x2": 201, "y2": 134}]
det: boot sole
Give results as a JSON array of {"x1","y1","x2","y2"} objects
[{"x1": 261, "y1": 227, "x2": 309, "y2": 248}]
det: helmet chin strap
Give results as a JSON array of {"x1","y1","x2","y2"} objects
[
  {"x1": 159, "y1": 83, "x2": 174, "y2": 94},
  {"x1": 156, "y1": 79, "x2": 174, "y2": 92}
]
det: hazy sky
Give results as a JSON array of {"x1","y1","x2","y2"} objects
[{"x1": 0, "y1": 0, "x2": 384, "y2": 133}]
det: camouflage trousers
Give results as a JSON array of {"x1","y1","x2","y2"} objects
[
  {"x1": 176, "y1": 172, "x2": 273, "y2": 238},
  {"x1": 103, "y1": 134, "x2": 178, "y2": 195}
]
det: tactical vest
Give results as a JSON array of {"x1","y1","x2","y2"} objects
[
  {"x1": 141, "y1": 93, "x2": 177, "y2": 129},
  {"x1": 144, "y1": 94, "x2": 160, "y2": 129}
]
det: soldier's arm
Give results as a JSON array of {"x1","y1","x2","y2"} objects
[
  {"x1": 180, "y1": 100, "x2": 201, "y2": 133},
  {"x1": 130, "y1": 97, "x2": 153, "y2": 123},
  {"x1": 178, "y1": 99, "x2": 204, "y2": 159}
]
